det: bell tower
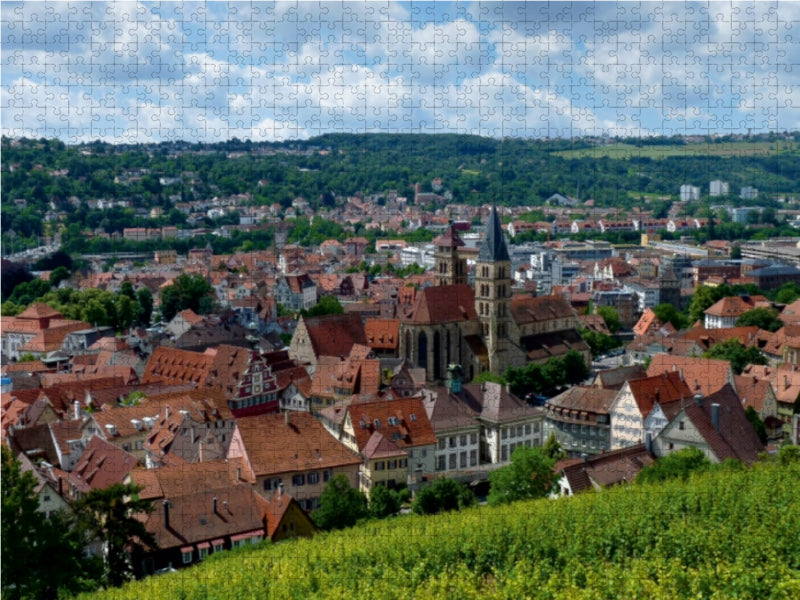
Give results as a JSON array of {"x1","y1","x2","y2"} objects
[
  {"x1": 475, "y1": 206, "x2": 512, "y2": 374},
  {"x1": 433, "y1": 224, "x2": 467, "y2": 286}
]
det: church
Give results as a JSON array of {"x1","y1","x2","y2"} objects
[{"x1": 398, "y1": 207, "x2": 590, "y2": 383}]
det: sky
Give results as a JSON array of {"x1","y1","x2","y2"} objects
[{"x1": 2, "y1": 1, "x2": 799, "y2": 144}]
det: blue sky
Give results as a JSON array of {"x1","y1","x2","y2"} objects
[{"x1": 2, "y1": 1, "x2": 798, "y2": 143}]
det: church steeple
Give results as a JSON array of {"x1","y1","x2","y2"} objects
[
  {"x1": 478, "y1": 206, "x2": 510, "y2": 262},
  {"x1": 475, "y1": 206, "x2": 512, "y2": 375}
]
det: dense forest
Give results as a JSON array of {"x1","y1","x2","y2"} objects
[
  {"x1": 77, "y1": 457, "x2": 800, "y2": 599},
  {"x1": 3, "y1": 132, "x2": 800, "y2": 253}
]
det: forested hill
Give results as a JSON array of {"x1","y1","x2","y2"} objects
[
  {"x1": 81, "y1": 460, "x2": 800, "y2": 600},
  {"x1": 4, "y1": 133, "x2": 800, "y2": 217}
]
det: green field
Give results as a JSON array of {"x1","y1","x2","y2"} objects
[
  {"x1": 81, "y1": 460, "x2": 800, "y2": 600},
  {"x1": 553, "y1": 141, "x2": 798, "y2": 160}
]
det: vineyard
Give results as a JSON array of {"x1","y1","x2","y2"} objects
[{"x1": 81, "y1": 460, "x2": 800, "y2": 600}]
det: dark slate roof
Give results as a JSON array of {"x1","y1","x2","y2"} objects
[{"x1": 478, "y1": 206, "x2": 510, "y2": 262}]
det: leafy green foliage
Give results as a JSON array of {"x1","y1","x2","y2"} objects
[
  {"x1": 736, "y1": 307, "x2": 783, "y2": 332},
  {"x1": 412, "y1": 478, "x2": 475, "y2": 515},
  {"x1": 368, "y1": 484, "x2": 402, "y2": 519},
  {"x1": 653, "y1": 303, "x2": 688, "y2": 330},
  {"x1": 312, "y1": 475, "x2": 368, "y2": 530},
  {"x1": 745, "y1": 406, "x2": 769, "y2": 444},
  {"x1": 702, "y1": 338, "x2": 768, "y2": 374},
  {"x1": 503, "y1": 350, "x2": 589, "y2": 397},
  {"x1": 2, "y1": 447, "x2": 101, "y2": 599},
  {"x1": 636, "y1": 447, "x2": 713, "y2": 484},
  {"x1": 300, "y1": 295, "x2": 344, "y2": 318},
  {"x1": 78, "y1": 459, "x2": 800, "y2": 600},
  {"x1": 471, "y1": 370, "x2": 506, "y2": 385},
  {"x1": 159, "y1": 273, "x2": 215, "y2": 321},
  {"x1": 488, "y1": 446, "x2": 559, "y2": 506},
  {"x1": 580, "y1": 328, "x2": 622, "y2": 358},
  {"x1": 75, "y1": 483, "x2": 156, "y2": 587},
  {"x1": 596, "y1": 306, "x2": 622, "y2": 333},
  {"x1": 542, "y1": 432, "x2": 567, "y2": 460}
]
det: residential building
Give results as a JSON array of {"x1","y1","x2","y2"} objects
[
  {"x1": 652, "y1": 384, "x2": 763, "y2": 464},
  {"x1": 554, "y1": 444, "x2": 654, "y2": 496},
  {"x1": 543, "y1": 386, "x2": 616, "y2": 455},
  {"x1": 227, "y1": 411, "x2": 361, "y2": 510}
]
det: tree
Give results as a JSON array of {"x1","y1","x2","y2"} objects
[
  {"x1": 2, "y1": 447, "x2": 100, "y2": 599},
  {"x1": 581, "y1": 328, "x2": 622, "y2": 358},
  {"x1": 159, "y1": 273, "x2": 214, "y2": 321},
  {"x1": 636, "y1": 447, "x2": 711, "y2": 484},
  {"x1": 745, "y1": 406, "x2": 768, "y2": 444},
  {"x1": 730, "y1": 245, "x2": 742, "y2": 260},
  {"x1": 596, "y1": 306, "x2": 622, "y2": 333},
  {"x1": 301, "y1": 295, "x2": 344, "y2": 318},
  {"x1": 135, "y1": 287, "x2": 153, "y2": 326},
  {"x1": 703, "y1": 338, "x2": 768, "y2": 375},
  {"x1": 312, "y1": 474, "x2": 368, "y2": 530},
  {"x1": 412, "y1": 478, "x2": 474, "y2": 515},
  {"x1": 653, "y1": 303, "x2": 688, "y2": 330},
  {"x1": 487, "y1": 446, "x2": 559, "y2": 506},
  {"x1": 542, "y1": 432, "x2": 567, "y2": 460},
  {"x1": 562, "y1": 349, "x2": 590, "y2": 384},
  {"x1": 687, "y1": 285, "x2": 720, "y2": 325},
  {"x1": 736, "y1": 307, "x2": 783, "y2": 332},
  {"x1": 49, "y1": 265, "x2": 71, "y2": 288},
  {"x1": 75, "y1": 483, "x2": 156, "y2": 587},
  {"x1": 774, "y1": 282, "x2": 800, "y2": 305},
  {"x1": 369, "y1": 484, "x2": 402, "y2": 519}
]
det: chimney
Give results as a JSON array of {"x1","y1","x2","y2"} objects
[
  {"x1": 285, "y1": 411, "x2": 290, "y2": 426},
  {"x1": 679, "y1": 368, "x2": 684, "y2": 382},
  {"x1": 645, "y1": 432, "x2": 652, "y2": 454},
  {"x1": 278, "y1": 482, "x2": 284, "y2": 498},
  {"x1": 73, "y1": 400, "x2": 81, "y2": 420},
  {"x1": 198, "y1": 440, "x2": 204, "y2": 463},
  {"x1": 694, "y1": 393, "x2": 703, "y2": 407},
  {"x1": 165, "y1": 405, "x2": 171, "y2": 418},
  {"x1": 212, "y1": 496, "x2": 217, "y2": 514},
  {"x1": 223, "y1": 500, "x2": 230, "y2": 514},
  {"x1": 581, "y1": 453, "x2": 588, "y2": 463},
  {"x1": 163, "y1": 500, "x2": 170, "y2": 529},
  {"x1": 711, "y1": 403, "x2": 720, "y2": 433}
]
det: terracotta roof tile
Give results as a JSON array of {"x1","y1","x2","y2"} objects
[
  {"x1": 403, "y1": 284, "x2": 477, "y2": 325},
  {"x1": 302, "y1": 313, "x2": 367, "y2": 358},
  {"x1": 626, "y1": 371, "x2": 693, "y2": 418},
  {"x1": 347, "y1": 397, "x2": 438, "y2": 451},
  {"x1": 511, "y1": 294, "x2": 575, "y2": 325},
  {"x1": 646, "y1": 354, "x2": 732, "y2": 397},
  {"x1": 232, "y1": 412, "x2": 360, "y2": 477}
]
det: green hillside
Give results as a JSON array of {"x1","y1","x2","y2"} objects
[{"x1": 83, "y1": 461, "x2": 800, "y2": 600}]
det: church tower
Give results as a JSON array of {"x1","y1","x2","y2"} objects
[
  {"x1": 475, "y1": 206, "x2": 513, "y2": 374},
  {"x1": 433, "y1": 224, "x2": 467, "y2": 286}
]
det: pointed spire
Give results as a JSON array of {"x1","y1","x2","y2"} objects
[{"x1": 478, "y1": 206, "x2": 510, "y2": 262}]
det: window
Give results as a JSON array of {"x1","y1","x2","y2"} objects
[
  {"x1": 460, "y1": 452, "x2": 467, "y2": 468},
  {"x1": 198, "y1": 547, "x2": 209, "y2": 560},
  {"x1": 470, "y1": 433, "x2": 477, "y2": 445},
  {"x1": 323, "y1": 470, "x2": 331, "y2": 482},
  {"x1": 460, "y1": 435, "x2": 467, "y2": 447},
  {"x1": 449, "y1": 454, "x2": 456, "y2": 469},
  {"x1": 292, "y1": 474, "x2": 305, "y2": 486},
  {"x1": 263, "y1": 477, "x2": 282, "y2": 491},
  {"x1": 679, "y1": 421, "x2": 685, "y2": 431},
  {"x1": 308, "y1": 472, "x2": 320, "y2": 484},
  {"x1": 501, "y1": 428, "x2": 508, "y2": 440},
  {"x1": 400, "y1": 459, "x2": 408, "y2": 468},
  {"x1": 182, "y1": 549, "x2": 193, "y2": 564},
  {"x1": 525, "y1": 424, "x2": 531, "y2": 435},
  {"x1": 421, "y1": 449, "x2": 427, "y2": 458},
  {"x1": 438, "y1": 438, "x2": 446, "y2": 450},
  {"x1": 449, "y1": 436, "x2": 456, "y2": 448},
  {"x1": 375, "y1": 461, "x2": 385, "y2": 471},
  {"x1": 470, "y1": 450, "x2": 478, "y2": 466},
  {"x1": 374, "y1": 419, "x2": 381, "y2": 428},
  {"x1": 437, "y1": 456, "x2": 446, "y2": 471},
  {"x1": 501, "y1": 445, "x2": 508, "y2": 461},
  {"x1": 388, "y1": 416, "x2": 399, "y2": 426},
  {"x1": 212, "y1": 541, "x2": 223, "y2": 553}
]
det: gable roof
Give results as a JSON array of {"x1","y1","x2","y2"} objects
[
  {"x1": 364, "y1": 318, "x2": 399, "y2": 351},
  {"x1": 433, "y1": 224, "x2": 466, "y2": 249},
  {"x1": 632, "y1": 308, "x2": 662, "y2": 337},
  {"x1": 547, "y1": 386, "x2": 617, "y2": 415},
  {"x1": 681, "y1": 384, "x2": 764, "y2": 464},
  {"x1": 129, "y1": 459, "x2": 238, "y2": 500},
  {"x1": 470, "y1": 382, "x2": 542, "y2": 423},
  {"x1": 511, "y1": 294, "x2": 575, "y2": 325},
  {"x1": 646, "y1": 354, "x2": 732, "y2": 397},
  {"x1": 347, "y1": 397, "x2": 438, "y2": 451},
  {"x1": 302, "y1": 312, "x2": 367, "y2": 358},
  {"x1": 70, "y1": 435, "x2": 139, "y2": 492},
  {"x1": 403, "y1": 284, "x2": 478, "y2": 325},
  {"x1": 232, "y1": 412, "x2": 360, "y2": 477},
  {"x1": 559, "y1": 444, "x2": 654, "y2": 493},
  {"x1": 625, "y1": 371, "x2": 693, "y2": 418}
]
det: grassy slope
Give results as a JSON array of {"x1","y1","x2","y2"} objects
[
  {"x1": 552, "y1": 141, "x2": 799, "y2": 160},
  {"x1": 82, "y1": 461, "x2": 800, "y2": 600}
]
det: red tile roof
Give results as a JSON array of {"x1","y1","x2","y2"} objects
[
  {"x1": 70, "y1": 435, "x2": 139, "y2": 492},
  {"x1": 626, "y1": 371, "x2": 693, "y2": 418},
  {"x1": 301, "y1": 313, "x2": 367, "y2": 358},
  {"x1": 511, "y1": 294, "x2": 575, "y2": 325},
  {"x1": 365, "y1": 318, "x2": 400, "y2": 350},
  {"x1": 346, "y1": 397, "x2": 438, "y2": 451},
  {"x1": 231, "y1": 412, "x2": 360, "y2": 478},
  {"x1": 403, "y1": 284, "x2": 477, "y2": 325},
  {"x1": 646, "y1": 354, "x2": 732, "y2": 397}
]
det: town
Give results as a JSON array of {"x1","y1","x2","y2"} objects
[{"x1": 3, "y1": 134, "x2": 800, "y2": 596}]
